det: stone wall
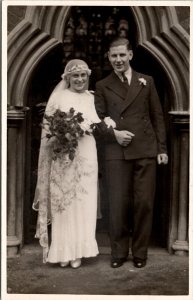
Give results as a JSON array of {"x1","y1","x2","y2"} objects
[
  {"x1": 8, "y1": 6, "x2": 26, "y2": 33},
  {"x1": 176, "y1": 6, "x2": 190, "y2": 33}
]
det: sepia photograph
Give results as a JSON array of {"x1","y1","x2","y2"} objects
[{"x1": 1, "y1": 1, "x2": 192, "y2": 299}]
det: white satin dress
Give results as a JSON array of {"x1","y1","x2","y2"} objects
[{"x1": 47, "y1": 89, "x2": 100, "y2": 263}]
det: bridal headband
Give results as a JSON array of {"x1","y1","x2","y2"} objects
[{"x1": 61, "y1": 59, "x2": 91, "y2": 79}]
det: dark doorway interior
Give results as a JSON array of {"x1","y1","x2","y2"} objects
[{"x1": 24, "y1": 6, "x2": 170, "y2": 249}]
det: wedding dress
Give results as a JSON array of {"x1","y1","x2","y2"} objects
[{"x1": 33, "y1": 88, "x2": 100, "y2": 263}]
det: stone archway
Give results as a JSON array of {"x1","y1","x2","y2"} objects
[
  {"x1": 7, "y1": 6, "x2": 189, "y2": 256},
  {"x1": 8, "y1": 6, "x2": 189, "y2": 109}
]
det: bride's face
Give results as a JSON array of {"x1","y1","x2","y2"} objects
[{"x1": 69, "y1": 71, "x2": 88, "y2": 93}]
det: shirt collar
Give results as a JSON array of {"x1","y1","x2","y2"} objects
[
  {"x1": 124, "y1": 67, "x2": 132, "y2": 78},
  {"x1": 114, "y1": 67, "x2": 132, "y2": 83}
]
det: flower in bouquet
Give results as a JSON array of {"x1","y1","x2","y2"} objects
[{"x1": 43, "y1": 108, "x2": 96, "y2": 161}]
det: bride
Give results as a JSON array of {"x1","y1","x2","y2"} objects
[{"x1": 33, "y1": 59, "x2": 101, "y2": 268}]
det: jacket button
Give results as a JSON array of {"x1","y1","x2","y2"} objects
[{"x1": 121, "y1": 117, "x2": 124, "y2": 120}]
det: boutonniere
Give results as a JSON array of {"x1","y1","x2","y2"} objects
[{"x1": 138, "y1": 77, "x2": 147, "y2": 86}]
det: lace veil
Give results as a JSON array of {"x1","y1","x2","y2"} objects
[{"x1": 32, "y1": 60, "x2": 92, "y2": 262}]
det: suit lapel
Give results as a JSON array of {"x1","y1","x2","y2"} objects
[
  {"x1": 121, "y1": 71, "x2": 144, "y2": 113},
  {"x1": 105, "y1": 72, "x2": 128, "y2": 100}
]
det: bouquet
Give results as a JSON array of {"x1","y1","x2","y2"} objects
[{"x1": 43, "y1": 108, "x2": 96, "y2": 161}]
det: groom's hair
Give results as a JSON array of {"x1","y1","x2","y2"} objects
[{"x1": 109, "y1": 38, "x2": 132, "y2": 51}]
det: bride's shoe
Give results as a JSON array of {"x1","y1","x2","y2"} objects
[
  {"x1": 60, "y1": 261, "x2": 69, "y2": 267},
  {"x1": 70, "y1": 258, "x2": 81, "y2": 269}
]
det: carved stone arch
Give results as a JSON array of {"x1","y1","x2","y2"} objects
[
  {"x1": 131, "y1": 6, "x2": 189, "y2": 111},
  {"x1": 8, "y1": 6, "x2": 71, "y2": 107},
  {"x1": 8, "y1": 6, "x2": 189, "y2": 110}
]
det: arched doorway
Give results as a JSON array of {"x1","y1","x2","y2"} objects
[
  {"x1": 24, "y1": 6, "x2": 169, "y2": 248},
  {"x1": 7, "y1": 6, "x2": 189, "y2": 256}
]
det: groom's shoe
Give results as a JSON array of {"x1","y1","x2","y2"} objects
[
  {"x1": 111, "y1": 257, "x2": 127, "y2": 268},
  {"x1": 133, "y1": 257, "x2": 146, "y2": 268}
]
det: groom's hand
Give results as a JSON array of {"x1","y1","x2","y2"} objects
[{"x1": 114, "y1": 129, "x2": 135, "y2": 146}]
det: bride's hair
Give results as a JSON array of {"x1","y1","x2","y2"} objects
[{"x1": 61, "y1": 59, "x2": 91, "y2": 80}]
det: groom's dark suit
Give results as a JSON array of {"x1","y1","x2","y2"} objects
[{"x1": 95, "y1": 70, "x2": 167, "y2": 260}]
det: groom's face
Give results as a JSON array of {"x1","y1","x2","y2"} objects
[{"x1": 108, "y1": 45, "x2": 133, "y2": 75}]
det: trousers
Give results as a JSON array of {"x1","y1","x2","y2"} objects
[{"x1": 105, "y1": 158, "x2": 156, "y2": 259}]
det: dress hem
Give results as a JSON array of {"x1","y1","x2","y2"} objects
[{"x1": 47, "y1": 251, "x2": 99, "y2": 263}]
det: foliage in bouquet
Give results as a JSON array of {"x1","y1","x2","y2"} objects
[{"x1": 43, "y1": 108, "x2": 96, "y2": 161}]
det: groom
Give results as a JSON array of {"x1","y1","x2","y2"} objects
[{"x1": 94, "y1": 37, "x2": 168, "y2": 268}]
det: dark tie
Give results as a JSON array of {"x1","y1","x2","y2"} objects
[{"x1": 122, "y1": 73, "x2": 128, "y2": 84}]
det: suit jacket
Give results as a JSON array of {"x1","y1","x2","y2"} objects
[{"x1": 94, "y1": 70, "x2": 167, "y2": 160}]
